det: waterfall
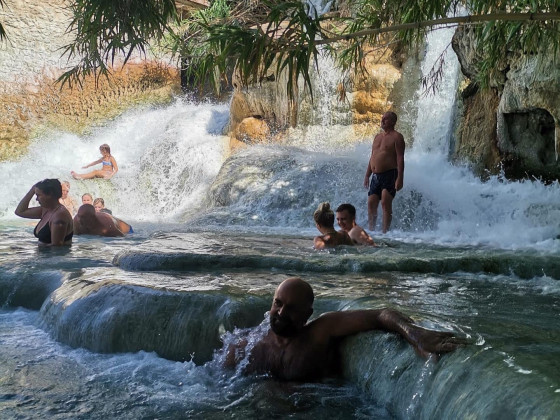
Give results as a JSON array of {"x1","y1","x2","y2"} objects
[
  {"x1": 306, "y1": 0, "x2": 334, "y2": 17},
  {"x1": 1, "y1": 27, "x2": 559, "y2": 250},
  {"x1": 0, "y1": 99, "x2": 229, "y2": 221},
  {"x1": 412, "y1": 25, "x2": 461, "y2": 155}
]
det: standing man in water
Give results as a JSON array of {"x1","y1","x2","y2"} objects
[
  {"x1": 364, "y1": 111, "x2": 405, "y2": 233},
  {"x1": 225, "y1": 277, "x2": 463, "y2": 381}
]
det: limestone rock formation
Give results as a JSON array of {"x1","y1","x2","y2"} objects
[
  {"x1": 228, "y1": 46, "x2": 415, "y2": 148},
  {"x1": 0, "y1": 0, "x2": 181, "y2": 162},
  {"x1": 452, "y1": 26, "x2": 560, "y2": 181}
]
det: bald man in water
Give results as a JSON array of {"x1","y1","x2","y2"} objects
[
  {"x1": 364, "y1": 111, "x2": 405, "y2": 233},
  {"x1": 226, "y1": 277, "x2": 463, "y2": 381},
  {"x1": 73, "y1": 204, "x2": 124, "y2": 237}
]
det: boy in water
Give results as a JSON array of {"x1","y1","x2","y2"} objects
[{"x1": 93, "y1": 197, "x2": 112, "y2": 214}]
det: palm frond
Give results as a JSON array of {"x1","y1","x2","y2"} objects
[
  {"x1": 0, "y1": 0, "x2": 7, "y2": 40},
  {"x1": 58, "y1": 0, "x2": 179, "y2": 88}
]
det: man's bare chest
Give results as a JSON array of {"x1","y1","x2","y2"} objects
[
  {"x1": 373, "y1": 136, "x2": 396, "y2": 152},
  {"x1": 253, "y1": 339, "x2": 335, "y2": 380}
]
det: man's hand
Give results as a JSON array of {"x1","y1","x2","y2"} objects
[
  {"x1": 406, "y1": 324, "x2": 466, "y2": 359},
  {"x1": 363, "y1": 175, "x2": 370, "y2": 189},
  {"x1": 395, "y1": 178, "x2": 403, "y2": 192}
]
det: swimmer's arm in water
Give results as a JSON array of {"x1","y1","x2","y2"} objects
[
  {"x1": 15, "y1": 185, "x2": 42, "y2": 219},
  {"x1": 349, "y1": 228, "x2": 375, "y2": 246},
  {"x1": 83, "y1": 157, "x2": 103, "y2": 169},
  {"x1": 311, "y1": 309, "x2": 463, "y2": 358}
]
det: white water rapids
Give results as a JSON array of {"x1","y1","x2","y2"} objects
[{"x1": 0, "y1": 21, "x2": 559, "y2": 253}]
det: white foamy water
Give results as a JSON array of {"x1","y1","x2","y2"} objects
[
  {"x1": 412, "y1": 23, "x2": 462, "y2": 155},
  {"x1": 1, "y1": 92, "x2": 559, "y2": 251},
  {"x1": 1, "y1": 25, "x2": 559, "y2": 252},
  {"x1": 0, "y1": 99, "x2": 229, "y2": 221}
]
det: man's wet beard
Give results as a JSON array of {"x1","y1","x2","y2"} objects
[{"x1": 270, "y1": 313, "x2": 298, "y2": 337}]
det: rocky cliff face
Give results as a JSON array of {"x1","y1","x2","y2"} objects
[
  {"x1": 452, "y1": 26, "x2": 560, "y2": 181},
  {"x1": 228, "y1": 45, "x2": 420, "y2": 151},
  {"x1": 229, "y1": 22, "x2": 560, "y2": 182}
]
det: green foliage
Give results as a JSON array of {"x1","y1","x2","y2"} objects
[
  {"x1": 2, "y1": 0, "x2": 559, "y2": 95},
  {"x1": 172, "y1": 0, "x2": 232, "y2": 94},
  {"x1": 57, "y1": 0, "x2": 179, "y2": 88},
  {"x1": 469, "y1": 0, "x2": 560, "y2": 88},
  {"x1": 0, "y1": 0, "x2": 6, "y2": 40},
  {"x1": 177, "y1": 1, "x2": 325, "y2": 98},
  {"x1": 177, "y1": 0, "x2": 560, "y2": 96}
]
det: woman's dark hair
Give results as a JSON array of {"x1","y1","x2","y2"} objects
[
  {"x1": 313, "y1": 202, "x2": 334, "y2": 228},
  {"x1": 35, "y1": 179, "x2": 62, "y2": 199},
  {"x1": 100, "y1": 144, "x2": 111, "y2": 154}
]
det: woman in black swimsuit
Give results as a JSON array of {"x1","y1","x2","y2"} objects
[{"x1": 15, "y1": 179, "x2": 74, "y2": 246}]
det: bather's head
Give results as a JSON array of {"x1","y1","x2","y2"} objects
[
  {"x1": 336, "y1": 203, "x2": 356, "y2": 232},
  {"x1": 269, "y1": 277, "x2": 314, "y2": 337},
  {"x1": 93, "y1": 198, "x2": 105, "y2": 212},
  {"x1": 313, "y1": 202, "x2": 335, "y2": 229},
  {"x1": 35, "y1": 179, "x2": 62, "y2": 200},
  {"x1": 82, "y1": 193, "x2": 93, "y2": 205},
  {"x1": 75, "y1": 204, "x2": 97, "y2": 223}
]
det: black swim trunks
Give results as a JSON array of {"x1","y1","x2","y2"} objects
[{"x1": 368, "y1": 168, "x2": 398, "y2": 198}]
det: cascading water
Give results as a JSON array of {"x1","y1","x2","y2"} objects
[
  {"x1": 1, "y1": 18, "x2": 559, "y2": 420},
  {"x1": 412, "y1": 25, "x2": 461, "y2": 155},
  {"x1": 0, "y1": 99, "x2": 229, "y2": 222},
  {"x1": 393, "y1": 22, "x2": 560, "y2": 248},
  {"x1": 197, "y1": 21, "x2": 560, "y2": 250}
]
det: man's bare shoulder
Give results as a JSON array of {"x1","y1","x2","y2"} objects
[
  {"x1": 306, "y1": 311, "x2": 357, "y2": 335},
  {"x1": 97, "y1": 212, "x2": 114, "y2": 221},
  {"x1": 303, "y1": 315, "x2": 337, "y2": 343},
  {"x1": 391, "y1": 130, "x2": 405, "y2": 143},
  {"x1": 348, "y1": 225, "x2": 375, "y2": 245}
]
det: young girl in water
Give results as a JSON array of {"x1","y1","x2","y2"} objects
[
  {"x1": 71, "y1": 144, "x2": 118, "y2": 180},
  {"x1": 81, "y1": 193, "x2": 93, "y2": 205}
]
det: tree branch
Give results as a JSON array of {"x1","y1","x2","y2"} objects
[{"x1": 316, "y1": 12, "x2": 560, "y2": 46}]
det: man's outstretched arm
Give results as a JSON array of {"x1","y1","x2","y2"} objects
[{"x1": 311, "y1": 308, "x2": 463, "y2": 358}]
